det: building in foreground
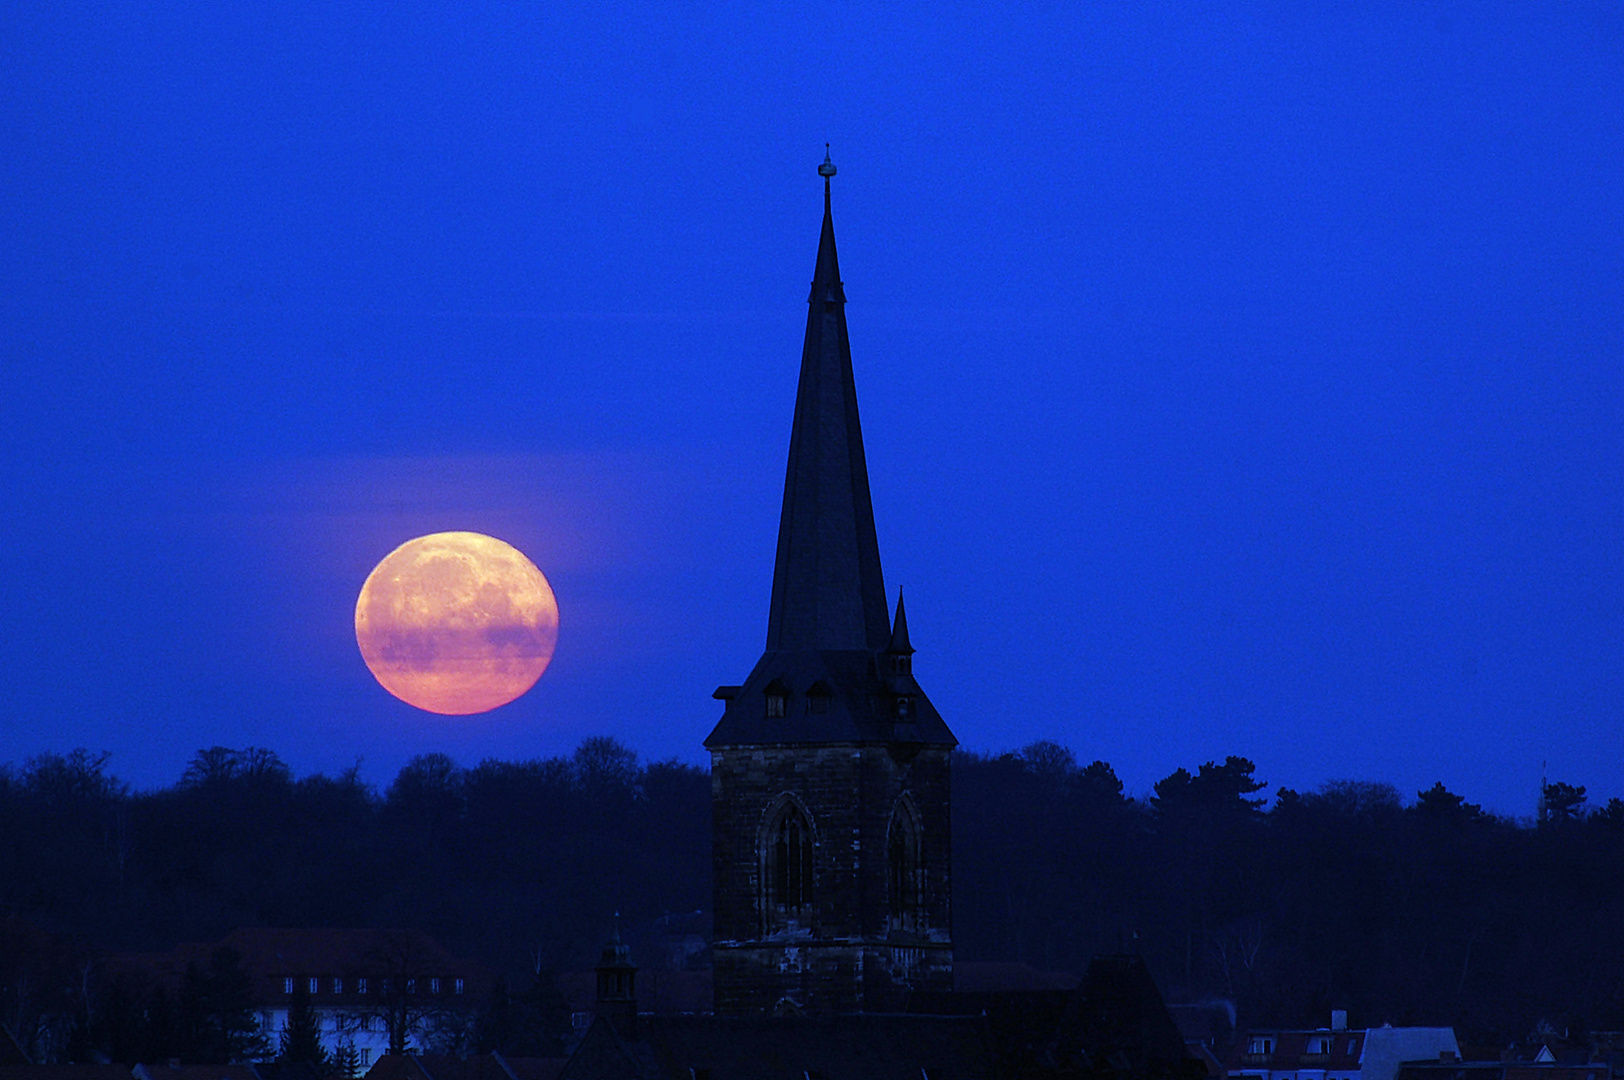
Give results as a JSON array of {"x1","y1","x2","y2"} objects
[
  {"x1": 1226, "y1": 1014, "x2": 1460, "y2": 1080},
  {"x1": 113, "y1": 928, "x2": 485, "y2": 1067}
]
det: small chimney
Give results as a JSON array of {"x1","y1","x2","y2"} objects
[{"x1": 1332, "y1": 1011, "x2": 1348, "y2": 1032}]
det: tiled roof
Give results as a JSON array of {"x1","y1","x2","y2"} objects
[
  {"x1": 110, "y1": 929, "x2": 485, "y2": 1008},
  {"x1": 1226, "y1": 1029, "x2": 1366, "y2": 1071},
  {"x1": 219, "y1": 928, "x2": 465, "y2": 976}
]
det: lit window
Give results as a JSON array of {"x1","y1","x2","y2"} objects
[
  {"x1": 284, "y1": 977, "x2": 293, "y2": 995},
  {"x1": 430, "y1": 978, "x2": 440, "y2": 994},
  {"x1": 357, "y1": 978, "x2": 368, "y2": 995},
  {"x1": 360, "y1": 1051, "x2": 371, "y2": 1066},
  {"x1": 407, "y1": 979, "x2": 416, "y2": 995},
  {"x1": 454, "y1": 978, "x2": 464, "y2": 995},
  {"x1": 309, "y1": 977, "x2": 319, "y2": 995},
  {"x1": 333, "y1": 978, "x2": 343, "y2": 994}
]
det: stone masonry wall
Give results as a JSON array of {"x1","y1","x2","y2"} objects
[{"x1": 710, "y1": 744, "x2": 953, "y2": 1014}]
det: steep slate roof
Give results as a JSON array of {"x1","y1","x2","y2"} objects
[
  {"x1": 704, "y1": 164, "x2": 954, "y2": 750},
  {"x1": 559, "y1": 1013, "x2": 998, "y2": 1080},
  {"x1": 911, "y1": 954, "x2": 1206, "y2": 1080},
  {"x1": 129, "y1": 1065, "x2": 259, "y2": 1080},
  {"x1": 363, "y1": 1055, "x2": 565, "y2": 1080},
  {"x1": 0, "y1": 1027, "x2": 31, "y2": 1067}
]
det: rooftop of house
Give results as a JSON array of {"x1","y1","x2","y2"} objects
[
  {"x1": 362, "y1": 1054, "x2": 565, "y2": 1080},
  {"x1": 107, "y1": 928, "x2": 487, "y2": 1006},
  {"x1": 562, "y1": 1012, "x2": 1001, "y2": 1080}
]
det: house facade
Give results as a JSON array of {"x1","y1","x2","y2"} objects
[
  {"x1": 117, "y1": 928, "x2": 485, "y2": 1067},
  {"x1": 1227, "y1": 1015, "x2": 1460, "y2": 1080}
]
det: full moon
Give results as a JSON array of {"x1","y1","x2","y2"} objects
[{"x1": 355, "y1": 532, "x2": 559, "y2": 715}]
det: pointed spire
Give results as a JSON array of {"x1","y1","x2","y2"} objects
[
  {"x1": 763, "y1": 151, "x2": 889, "y2": 653},
  {"x1": 812, "y1": 146, "x2": 843, "y2": 304},
  {"x1": 888, "y1": 590, "x2": 914, "y2": 656}
]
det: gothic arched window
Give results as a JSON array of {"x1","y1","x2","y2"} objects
[
  {"x1": 887, "y1": 800, "x2": 922, "y2": 927},
  {"x1": 763, "y1": 800, "x2": 815, "y2": 919}
]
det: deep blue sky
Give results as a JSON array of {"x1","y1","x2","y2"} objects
[{"x1": 2, "y1": 3, "x2": 1619, "y2": 813}]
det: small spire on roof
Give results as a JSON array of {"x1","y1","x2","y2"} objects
[
  {"x1": 599, "y1": 913, "x2": 632, "y2": 969},
  {"x1": 888, "y1": 590, "x2": 915, "y2": 656}
]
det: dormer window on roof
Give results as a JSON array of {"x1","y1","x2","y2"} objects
[
  {"x1": 807, "y1": 681, "x2": 832, "y2": 714},
  {"x1": 764, "y1": 679, "x2": 790, "y2": 718}
]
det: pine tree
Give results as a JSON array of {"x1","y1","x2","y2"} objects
[
  {"x1": 278, "y1": 981, "x2": 327, "y2": 1069},
  {"x1": 329, "y1": 1040, "x2": 361, "y2": 1078},
  {"x1": 176, "y1": 948, "x2": 269, "y2": 1064}
]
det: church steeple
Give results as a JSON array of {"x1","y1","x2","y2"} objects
[
  {"x1": 706, "y1": 156, "x2": 955, "y2": 1017},
  {"x1": 705, "y1": 152, "x2": 954, "y2": 749},
  {"x1": 764, "y1": 148, "x2": 888, "y2": 654}
]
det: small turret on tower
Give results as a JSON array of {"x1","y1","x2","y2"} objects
[
  {"x1": 886, "y1": 590, "x2": 915, "y2": 675},
  {"x1": 593, "y1": 918, "x2": 637, "y2": 1039}
]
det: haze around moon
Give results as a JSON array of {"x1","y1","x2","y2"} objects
[{"x1": 354, "y1": 532, "x2": 559, "y2": 715}]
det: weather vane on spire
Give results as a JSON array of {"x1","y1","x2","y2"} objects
[{"x1": 819, "y1": 144, "x2": 837, "y2": 180}]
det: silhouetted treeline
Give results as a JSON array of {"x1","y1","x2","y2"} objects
[
  {"x1": 952, "y1": 744, "x2": 1624, "y2": 1044},
  {"x1": 5, "y1": 740, "x2": 1624, "y2": 1055}
]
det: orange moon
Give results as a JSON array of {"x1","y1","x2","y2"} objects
[{"x1": 354, "y1": 532, "x2": 559, "y2": 715}]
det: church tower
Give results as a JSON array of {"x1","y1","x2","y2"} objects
[{"x1": 707, "y1": 153, "x2": 956, "y2": 1015}]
